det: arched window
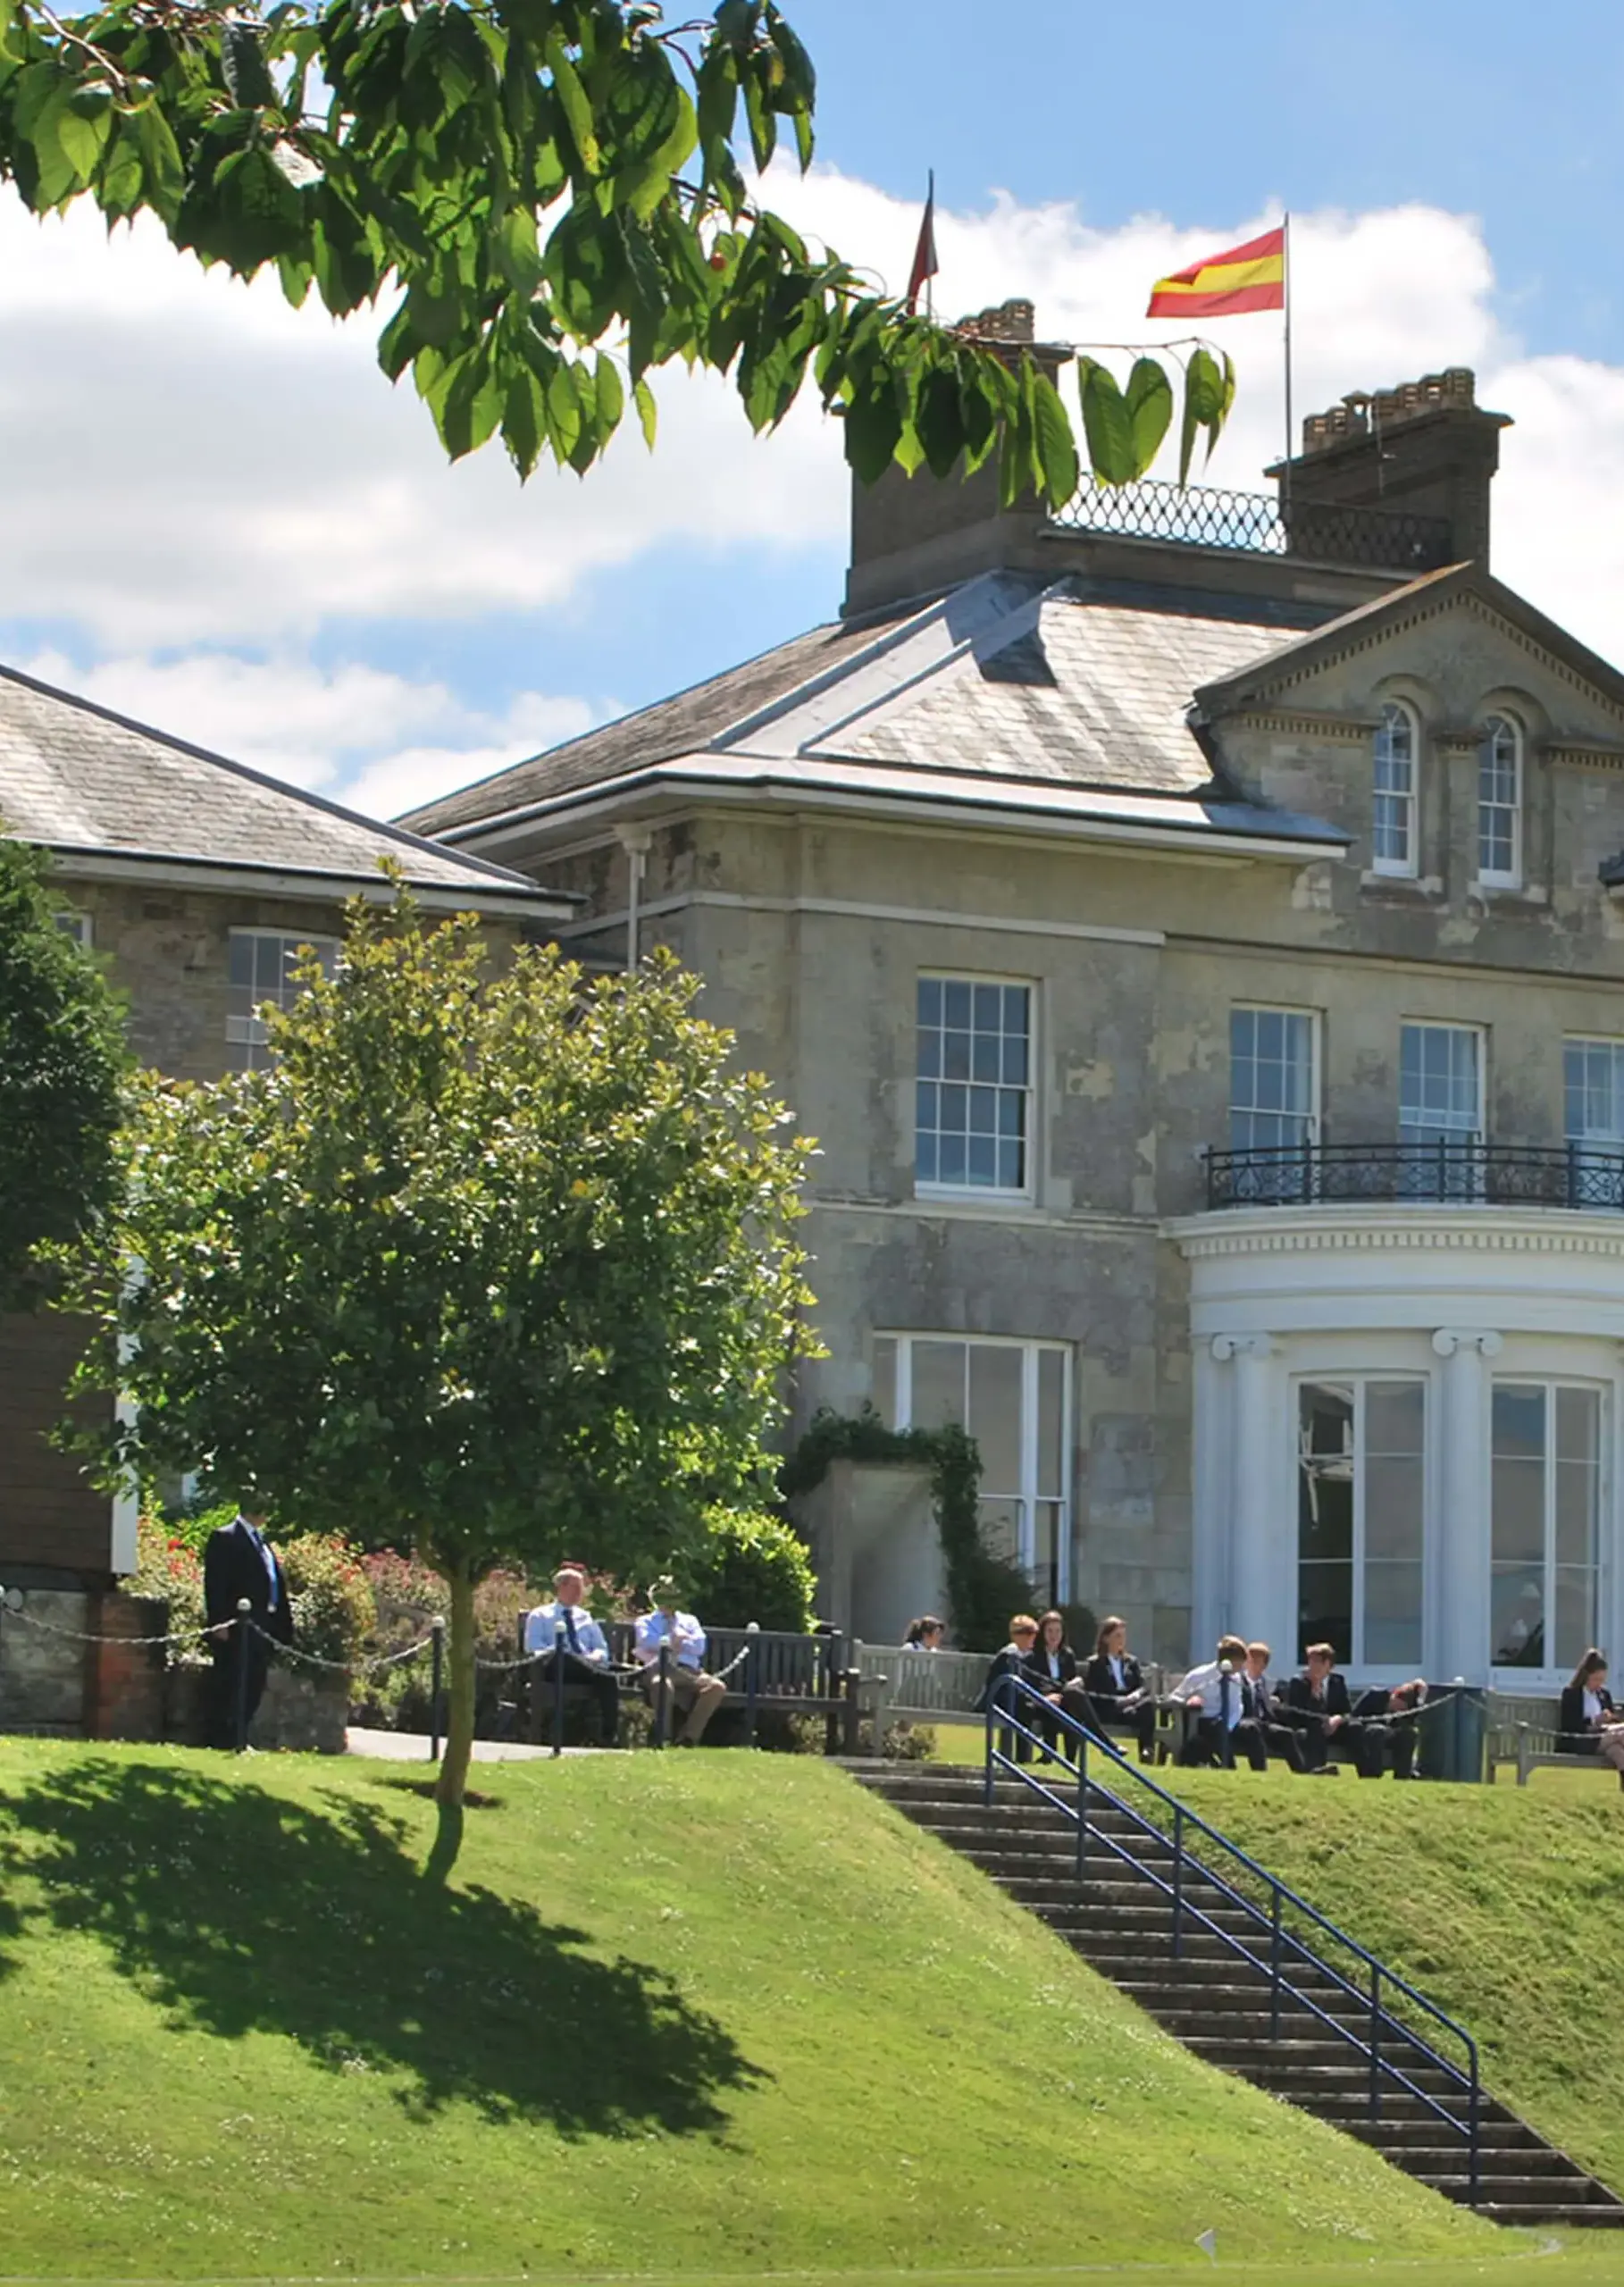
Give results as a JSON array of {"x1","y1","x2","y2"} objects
[
  {"x1": 1478, "y1": 713, "x2": 1522, "y2": 886},
  {"x1": 1372, "y1": 702, "x2": 1418, "y2": 875}
]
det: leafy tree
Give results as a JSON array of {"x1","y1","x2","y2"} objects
[
  {"x1": 0, "y1": 0, "x2": 1231, "y2": 497},
  {"x1": 54, "y1": 890, "x2": 814, "y2": 1863},
  {"x1": 0, "y1": 836, "x2": 126, "y2": 1308}
]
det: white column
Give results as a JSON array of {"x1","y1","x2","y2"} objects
[
  {"x1": 1211, "y1": 1335, "x2": 1280, "y2": 1648},
  {"x1": 1431, "y1": 1328, "x2": 1503, "y2": 1683}
]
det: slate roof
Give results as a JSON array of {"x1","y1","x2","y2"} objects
[
  {"x1": 407, "y1": 616, "x2": 894, "y2": 835},
  {"x1": 401, "y1": 571, "x2": 1316, "y2": 843},
  {"x1": 841, "y1": 593, "x2": 1293, "y2": 794},
  {"x1": 0, "y1": 663, "x2": 563, "y2": 907}
]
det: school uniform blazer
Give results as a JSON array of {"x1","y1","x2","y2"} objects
[
  {"x1": 1559, "y1": 1683, "x2": 1617, "y2": 1753},
  {"x1": 1281, "y1": 1671, "x2": 1352, "y2": 1727},
  {"x1": 1028, "y1": 1646, "x2": 1079, "y2": 1691},
  {"x1": 1081, "y1": 1653, "x2": 1143, "y2": 1709},
  {"x1": 974, "y1": 1646, "x2": 1031, "y2": 1715}
]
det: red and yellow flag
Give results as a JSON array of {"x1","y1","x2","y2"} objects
[{"x1": 1147, "y1": 226, "x2": 1285, "y2": 319}]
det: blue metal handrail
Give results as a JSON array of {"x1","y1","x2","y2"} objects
[{"x1": 985, "y1": 1674, "x2": 1481, "y2": 2203}]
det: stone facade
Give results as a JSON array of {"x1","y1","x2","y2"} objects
[{"x1": 412, "y1": 361, "x2": 1624, "y2": 1686}]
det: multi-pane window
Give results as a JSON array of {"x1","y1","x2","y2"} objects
[
  {"x1": 54, "y1": 909, "x2": 91, "y2": 949},
  {"x1": 875, "y1": 1334, "x2": 1070, "y2": 1603},
  {"x1": 1478, "y1": 714, "x2": 1522, "y2": 886},
  {"x1": 1491, "y1": 1383, "x2": 1601, "y2": 1674},
  {"x1": 1399, "y1": 1022, "x2": 1481, "y2": 1144},
  {"x1": 915, "y1": 976, "x2": 1032, "y2": 1194},
  {"x1": 1565, "y1": 1038, "x2": 1624, "y2": 1170},
  {"x1": 1372, "y1": 701, "x2": 1418, "y2": 875},
  {"x1": 1297, "y1": 1378, "x2": 1425, "y2": 1669},
  {"x1": 227, "y1": 929, "x2": 339, "y2": 1071},
  {"x1": 1229, "y1": 1008, "x2": 1317, "y2": 1152}
]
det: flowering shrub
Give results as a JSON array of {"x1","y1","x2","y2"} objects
[
  {"x1": 280, "y1": 1534, "x2": 377, "y2": 1668},
  {"x1": 131, "y1": 1515, "x2": 206, "y2": 1655},
  {"x1": 352, "y1": 1550, "x2": 540, "y2": 1733}
]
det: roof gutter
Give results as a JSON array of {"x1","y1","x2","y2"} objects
[
  {"x1": 38, "y1": 842, "x2": 581, "y2": 918},
  {"x1": 448, "y1": 761, "x2": 1347, "y2": 869}
]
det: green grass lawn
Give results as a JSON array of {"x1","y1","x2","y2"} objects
[{"x1": 0, "y1": 1740, "x2": 1499, "y2": 2281}]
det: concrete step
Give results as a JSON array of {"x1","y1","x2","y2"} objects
[{"x1": 1475, "y1": 2205, "x2": 1624, "y2": 2228}]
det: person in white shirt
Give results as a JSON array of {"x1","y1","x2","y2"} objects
[
  {"x1": 635, "y1": 1579, "x2": 727, "y2": 1746},
  {"x1": 524, "y1": 1567, "x2": 620, "y2": 1746},
  {"x1": 1174, "y1": 1633, "x2": 1265, "y2": 1769}
]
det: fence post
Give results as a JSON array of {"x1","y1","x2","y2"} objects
[
  {"x1": 1075, "y1": 1730, "x2": 1088, "y2": 1884},
  {"x1": 1171, "y1": 1804, "x2": 1184, "y2": 1960},
  {"x1": 841, "y1": 1666, "x2": 862, "y2": 1756},
  {"x1": 825, "y1": 1631, "x2": 845, "y2": 1757},
  {"x1": 429, "y1": 1615, "x2": 445, "y2": 1764},
  {"x1": 744, "y1": 1621, "x2": 759, "y2": 1749},
  {"x1": 1269, "y1": 1889, "x2": 1283, "y2": 2042},
  {"x1": 234, "y1": 1597, "x2": 253, "y2": 1753},
  {"x1": 653, "y1": 1638, "x2": 671, "y2": 1749},
  {"x1": 551, "y1": 1621, "x2": 567, "y2": 1760}
]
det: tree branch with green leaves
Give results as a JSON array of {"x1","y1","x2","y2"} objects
[{"x1": 0, "y1": 0, "x2": 1235, "y2": 498}]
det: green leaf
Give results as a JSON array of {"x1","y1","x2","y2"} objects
[
  {"x1": 547, "y1": 32, "x2": 600, "y2": 173},
  {"x1": 222, "y1": 22, "x2": 280, "y2": 111},
  {"x1": 594, "y1": 351, "x2": 624, "y2": 439},
  {"x1": 1076, "y1": 356, "x2": 1137, "y2": 488},
  {"x1": 1028, "y1": 367, "x2": 1078, "y2": 505},
  {"x1": 130, "y1": 104, "x2": 185, "y2": 225},
  {"x1": 1124, "y1": 356, "x2": 1173, "y2": 477},
  {"x1": 1179, "y1": 345, "x2": 1227, "y2": 485},
  {"x1": 633, "y1": 374, "x2": 657, "y2": 448},
  {"x1": 842, "y1": 379, "x2": 903, "y2": 485}
]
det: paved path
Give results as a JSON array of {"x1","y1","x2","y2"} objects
[{"x1": 345, "y1": 1725, "x2": 593, "y2": 1763}]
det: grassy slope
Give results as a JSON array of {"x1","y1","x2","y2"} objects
[
  {"x1": 0, "y1": 1743, "x2": 1487, "y2": 2281},
  {"x1": 1166, "y1": 1763, "x2": 1624, "y2": 2194}
]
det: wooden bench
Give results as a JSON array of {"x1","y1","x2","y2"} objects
[{"x1": 515, "y1": 1619, "x2": 877, "y2": 1751}]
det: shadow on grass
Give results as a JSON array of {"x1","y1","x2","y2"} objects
[{"x1": 0, "y1": 1757, "x2": 763, "y2": 2135}]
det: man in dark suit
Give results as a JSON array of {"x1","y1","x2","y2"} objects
[
  {"x1": 1351, "y1": 1679, "x2": 1425, "y2": 1779},
  {"x1": 204, "y1": 1510, "x2": 294, "y2": 1748},
  {"x1": 1281, "y1": 1643, "x2": 1392, "y2": 1778},
  {"x1": 1241, "y1": 1641, "x2": 1307, "y2": 1773}
]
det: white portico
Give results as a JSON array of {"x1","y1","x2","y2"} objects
[{"x1": 1168, "y1": 1205, "x2": 1624, "y2": 1690}]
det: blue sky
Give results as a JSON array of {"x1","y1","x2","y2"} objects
[{"x1": 3, "y1": 0, "x2": 1622, "y2": 819}]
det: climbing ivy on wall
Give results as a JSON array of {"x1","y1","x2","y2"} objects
[{"x1": 781, "y1": 1404, "x2": 1035, "y2": 1653}]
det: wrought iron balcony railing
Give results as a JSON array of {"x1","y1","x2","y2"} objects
[
  {"x1": 1204, "y1": 1139, "x2": 1624, "y2": 1213},
  {"x1": 1050, "y1": 478, "x2": 1453, "y2": 574}
]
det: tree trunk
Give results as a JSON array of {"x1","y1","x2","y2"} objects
[{"x1": 426, "y1": 1557, "x2": 475, "y2": 1881}]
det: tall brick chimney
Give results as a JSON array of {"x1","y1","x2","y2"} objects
[
  {"x1": 845, "y1": 299, "x2": 1074, "y2": 618},
  {"x1": 1272, "y1": 368, "x2": 1511, "y2": 568}
]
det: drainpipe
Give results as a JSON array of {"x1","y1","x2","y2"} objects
[{"x1": 615, "y1": 822, "x2": 653, "y2": 975}]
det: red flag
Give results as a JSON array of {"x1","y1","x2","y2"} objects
[
  {"x1": 1147, "y1": 226, "x2": 1285, "y2": 319},
  {"x1": 906, "y1": 174, "x2": 938, "y2": 314}
]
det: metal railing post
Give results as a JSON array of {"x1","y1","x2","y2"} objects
[
  {"x1": 429, "y1": 1614, "x2": 445, "y2": 1763},
  {"x1": 1469, "y1": 2065, "x2": 1481, "y2": 2206},
  {"x1": 551, "y1": 1621, "x2": 567, "y2": 1759},
  {"x1": 653, "y1": 1638, "x2": 671, "y2": 1749},
  {"x1": 1269, "y1": 1889, "x2": 1283, "y2": 2042},
  {"x1": 1369, "y1": 1962, "x2": 1382, "y2": 2120},
  {"x1": 984, "y1": 1688, "x2": 996, "y2": 1805},
  {"x1": 1076, "y1": 1730, "x2": 1088, "y2": 1884},
  {"x1": 1171, "y1": 1804, "x2": 1184, "y2": 1960},
  {"x1": 234, "y1": 1597, "x2": 253, "y2": 1753}
]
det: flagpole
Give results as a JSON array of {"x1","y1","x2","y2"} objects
[
  {"x1": 925, "y1": 168, "x2": 935, "y2": 322},
  {"x1": 1282, "y1": 211, "x2": 1294, "y2": 529}
]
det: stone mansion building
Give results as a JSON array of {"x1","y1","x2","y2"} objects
[{"x1": 406, "y1": 326, "x2": 1624, "y2": 1691}]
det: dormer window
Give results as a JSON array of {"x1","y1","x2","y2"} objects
[
  {"x1": 1478, "y1": 713, "x2": 1522, "y2": 887},
  {"x1": 1372, "y1": 701, "x2": 1418, "y2": 875}
]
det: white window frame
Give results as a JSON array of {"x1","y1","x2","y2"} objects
[
  {"x1": 878, "y1": 1332, "x2": 1073, "y2": 1601},
  {"x1": 1371, "y1": 701, "x2": 1419, "y2": 878},
  {"x1": 227, "y1": 927, "x2": 339, "y2": 1071},
  {"x1": 914, "y1": 970, "x2": 1035, "y2": 1202},
  {"x1": 1399, "y1": 1020, "x2": 1485, "y2": 1145},
  {"x1": 1565, "y1": 1035, "x2": 1624, "y2": 1153},
  {"x1": 1477, "y1": 713, "x2": 1523, "y2": 890},
  {"x1": 54, "y1": 909, "x2": 92, "y2": 949},
  {"x1": 1294, "y1": 1373, "x2": 1427, "y2": 1679},
  {"x1": 1228, "y1": 1004, "x2": 1321, "y2": 1152},
  {"x1": 1489, "y1": 1378, "x2": 1607, "y2": 1688}
]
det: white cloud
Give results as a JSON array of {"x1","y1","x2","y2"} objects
[
  {"x1": 18, "y1": 647, "x2": 607, "y2": 820},
  {"x1": 6, "y1": 171, "x2": 1624, "y2": 820}
]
